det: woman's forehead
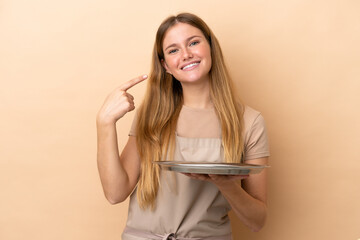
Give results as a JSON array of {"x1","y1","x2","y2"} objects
[{"x1": 162, "y1": 23, "x2": 204, "y2": 48}]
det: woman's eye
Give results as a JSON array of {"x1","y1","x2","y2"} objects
[
  {"x1": 169, "y1": 49, "x2": 178, "y2": 54},
  {"x1": 190, "y1": 41, "x2": 199, "y2": 46}
]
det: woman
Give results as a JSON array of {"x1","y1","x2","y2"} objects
[{"x1": 97, "y1": 13, "x2": 269, "y2": 239}]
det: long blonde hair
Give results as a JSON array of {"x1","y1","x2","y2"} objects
[{"x1": 135, "y1": 13, "x2": 244, "y2": 209}]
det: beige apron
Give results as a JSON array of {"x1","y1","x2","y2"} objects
[{"x1": 122, "y1": 135, "x2": 233, "y2": 240}]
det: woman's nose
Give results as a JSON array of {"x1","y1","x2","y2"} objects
[{"x1": 182, "y1": 48, "x2": 193, "y2": 60}]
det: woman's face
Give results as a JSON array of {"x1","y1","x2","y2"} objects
[{"x1": 162, "y1": 23, "x2": 212, "y2": 85}]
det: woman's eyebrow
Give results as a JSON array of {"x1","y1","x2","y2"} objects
[{"x1": 164, "y1": 35, "x2": 202, "y2": 51}]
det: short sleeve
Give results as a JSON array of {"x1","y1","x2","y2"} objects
[
  {"x1": 128, "y1": 111, "x2": 138, "y2": 136},
  {"x1": 243, "y1": 112, "x2": 270, "y2": 161}
]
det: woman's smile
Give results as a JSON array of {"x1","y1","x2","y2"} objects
[{"x1": 181, "y1": 61, "x2": 200, "y2": 70}]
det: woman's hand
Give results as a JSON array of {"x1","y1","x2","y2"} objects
[
  {"x1": 97, "y1": 74, "x2": 147, "y2": 125},
  {"x1": 183, "y1": 173, "x2": 248, "y2": 188}
]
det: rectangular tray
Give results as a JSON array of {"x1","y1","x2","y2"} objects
[{"x1": 154, "y1": 161, "x2": 269, "y2": 175}]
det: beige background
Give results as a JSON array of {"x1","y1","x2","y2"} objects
[{"x1": 1, "y1": 0, "x2": 359, "y2": 239}]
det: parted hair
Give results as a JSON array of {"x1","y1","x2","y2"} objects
[{"x1": 135, "y1": 13, "x2": 244, "y2": 209}]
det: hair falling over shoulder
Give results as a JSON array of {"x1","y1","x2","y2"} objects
[{"x1": 135, "y1": 13, "x2": 244, "y2": 210}]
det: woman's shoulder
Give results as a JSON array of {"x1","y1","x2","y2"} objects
[
  {"x1": 243, "y1": 105, "x2": 262, "y2": 123},
  {"x1": 242, "y1": 105, "x2": 270, "y2": 160},
  {"x1": 242, "y1": 105, "x2": 266, "y2": 134}
]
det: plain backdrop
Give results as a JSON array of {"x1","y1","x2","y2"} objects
[{"x1": 1, "y1": 0, "x2": 359, "y2": 239}]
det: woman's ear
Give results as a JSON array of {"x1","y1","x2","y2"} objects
[{"x1": 161, "y1": 59, "x2": 172, "y2": 75}]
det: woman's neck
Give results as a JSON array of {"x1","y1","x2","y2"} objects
[{"x1": 181, "y1": 80, "x2": 213, "y2": 109}]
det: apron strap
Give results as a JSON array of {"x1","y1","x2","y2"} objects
[{"x1": 123, "y1": 226, "x2": 232, "y2": 240}]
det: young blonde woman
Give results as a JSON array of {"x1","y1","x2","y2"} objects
[{"x1": 97, "y1": 13, "x2": 269, "y2": 240}]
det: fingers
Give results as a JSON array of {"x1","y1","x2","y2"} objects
[
  {"x1": 183, "y1": 173, "x2": 249, "y2": 183},
  {"x1": 123, "y1": 92, "x2": 135, "y2": 111},
  {"x1": 182, "y1": 173, "x2": 210, "y2": 181},
  {"x1": 124, "y1": 92, "x2": 134, "y2": 101},
  {"x1": 208, "y1": 174, "x2": 249, "y2": 181},
  {"x1": 120, "y1": 74, "x2": 148, "y2": 91}
]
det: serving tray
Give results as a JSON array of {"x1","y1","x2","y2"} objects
[{"x1": 154, "y1": 161, "x2": 269, "y2": 175}]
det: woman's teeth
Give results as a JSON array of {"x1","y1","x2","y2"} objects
[{"x1": 182, "y1": 62, "x2": 199, "y2": 70}]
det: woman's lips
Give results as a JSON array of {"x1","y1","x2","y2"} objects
[{"x1": 181, "y1": 61, "x2": 200, "y2": 71}]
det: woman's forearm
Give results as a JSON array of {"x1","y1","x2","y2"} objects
[
  {"x1": 96, "y1": 120, "x2": 131, "y2": 204},
  {"x1": 217, "y1": 181, "x2": 267, "y2": 232}
]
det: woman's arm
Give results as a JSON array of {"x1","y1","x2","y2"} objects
[
  {"x1": 96, "y1": 125, "x2": 140, "y2": 204},
  {"x1": 96, "y1": 75, "x2": 147, "y2": 204},
  {"x1": 216, "y1": 157, "x2": 268, "y2": 232},
  {"x1": 184, "y1": 157, "x2": 268, "y2": 232}
]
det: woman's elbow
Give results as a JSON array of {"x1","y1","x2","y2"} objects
[
  {"x1": 251, "y1": 207, "x2": 267, "y2": 232},
  {"x1": 104, "y1": 191, "x2": 128, "y2": 205},
  {"x1": 106, "y1": 197, "x2": 123, "y2": 205},
  {"x1": 251, "y1": 223, "x2": 265, "y2": 233},
  {"x1": 249, "y1": 219, "x2": 266, "y2": 232}
]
